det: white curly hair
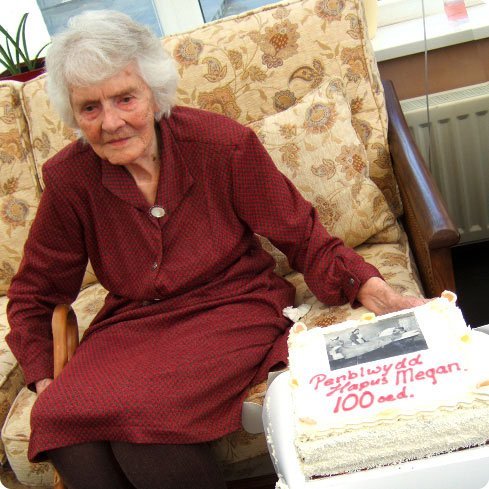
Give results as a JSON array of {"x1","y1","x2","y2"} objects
[{"x1": 45, "y1": 10, "x2": 178, "y2": 128}]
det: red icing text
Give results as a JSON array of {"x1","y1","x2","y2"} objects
[{"x1": 307, "y1": 353, "x2": 463, "y2": 414}]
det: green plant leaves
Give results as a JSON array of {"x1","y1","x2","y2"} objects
[{"x1": 0, "y1": 13, "x2": 49, "y2": 75}]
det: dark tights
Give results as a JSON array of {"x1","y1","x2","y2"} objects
[{"x1": 48, "y1": 441, "x2": 227, "y2": 489}]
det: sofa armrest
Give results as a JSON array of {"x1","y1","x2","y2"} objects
[
  {"x1": 382, "y1": 80, "x2": 460, "y2": 298},
  {"x1": 52, "y1": 304, "x2": 79, "y2": 378},
  {"x1": 51, "y1": 305, "x2": 79, "y2": 489}
]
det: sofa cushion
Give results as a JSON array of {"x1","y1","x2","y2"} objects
[
  {"x1": 249, "y1": 85, "x2": 396, "y2": 275},
  {"x1": 69, "y1": 283, "x2": 108, "y2": 337},
  {"x1": 0, "y1": 83, "x2": 41, "y2": 297},
  {"x1": 1, "y1": 386, "x2": 53, "y2": 487},
  {"x1": 0, "y1": 296, "x2": 26, "y2": 465},
  {"x1": 162, "y1": 0, "x2": 402, "y2": 215}
]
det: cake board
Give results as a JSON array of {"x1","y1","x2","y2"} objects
[{"x1": 263, "y1": 370, "x2": 489, "y2": 489}]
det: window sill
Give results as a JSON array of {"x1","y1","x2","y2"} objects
[{"x1": 372, "y1": 2, "x2": 489, "y2": 61}]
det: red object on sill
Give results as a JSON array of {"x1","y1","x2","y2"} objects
[{"x1": 444, "y1": 0, "x2": 469, "y2": 23}]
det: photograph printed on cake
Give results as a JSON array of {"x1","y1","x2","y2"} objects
[{"x1": 324, "y1": 313, "x2": 428, "y2": 370}]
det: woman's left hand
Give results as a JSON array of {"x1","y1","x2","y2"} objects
[
  {"x1": 357, "y1": 277, "x2": 429, "y2": 315},
  {"x1": 35, "y1": 378, "x2": 53, "y2": 396}
]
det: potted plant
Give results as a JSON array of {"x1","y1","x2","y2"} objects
[{"x1": 0, "y1": 13, "x2": 49, "y2": 82}]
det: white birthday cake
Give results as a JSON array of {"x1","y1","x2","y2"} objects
[{"x1": 287, "y1": 292, "x2": 489, "y2": 478}]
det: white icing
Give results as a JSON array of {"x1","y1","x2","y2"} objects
[
  {"x1": 275, "y1": 477, "x2": 290, "y2": 489},
  {"x1": 297, "y1": 401, "x2": 489, "y2": 477}
]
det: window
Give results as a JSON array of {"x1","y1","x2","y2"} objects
[
  {"x1": 152, "y1": 0, "x2": 283, "y2": 35},
  {"x1": 34, "y1": 0, "x2": 283, "y2": 37},
  {"x1": 37, "y1": 0, "x2": 163, "y2": 36}
]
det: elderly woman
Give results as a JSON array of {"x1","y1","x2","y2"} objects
[{"x1": 6, "y1": 10, "x2": 426, "y2": 489}]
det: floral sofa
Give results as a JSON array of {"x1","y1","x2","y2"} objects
[{"x1": 0, "y1": 0, "x2": 458, "y2": 486}]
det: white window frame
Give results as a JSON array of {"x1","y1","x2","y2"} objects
[{"x1": 153, "y1": 0, "x2": 204, "y2": 35}]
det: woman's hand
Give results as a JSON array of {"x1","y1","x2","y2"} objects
[
  {"x1": 35, "y1": 378, "x2": 53, "y2": 396},
  {"x1": 357, "y1": 277, "x2": 429, "y2": 315}
]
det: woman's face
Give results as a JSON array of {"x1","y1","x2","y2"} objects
[{"x1": 70, "y1": 62, "x2": 158, "y2": 166}]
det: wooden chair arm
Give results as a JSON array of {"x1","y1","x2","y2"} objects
[
  {"x1": 52, "y1": 304, "x2": 79, "y2": 378},
  {"x1": 51, "y1": 304, "x2": 79, "y2": 489},
  {"x1": 382, "y1": 80, "x2": 460, "y2": 297}
]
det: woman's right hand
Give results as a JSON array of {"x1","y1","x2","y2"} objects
[{"x1": 35, "y1": 378, "x2": 53, "y2": 395}]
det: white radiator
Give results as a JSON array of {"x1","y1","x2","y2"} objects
[{"x1": 400, "y1": 83, "x2": 489, "y2": 243}]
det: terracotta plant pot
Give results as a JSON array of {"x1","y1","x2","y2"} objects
[{"x1": 0, "y1": 59, "x2": 45, "y2": 82}]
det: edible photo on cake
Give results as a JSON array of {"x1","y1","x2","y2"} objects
[{"x1": 324, "y1": 312, "x2": 428, "y2": 370}]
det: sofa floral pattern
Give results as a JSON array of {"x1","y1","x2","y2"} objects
[
  {"x1": 0, "y1": 297, "x2": 26, "y2": 466},
  {"x1": 163, "y1": 0, "x2": 402, "y2": 216},
  {"x1": 0, "y1": 85, "x2": 41, "y2": 298},
  {"x1": 247, "y1": 85, "x2": 397, "y2": 275},
  {"x1": 0, "y1": 0, "x2": 425, "y2": 486}
]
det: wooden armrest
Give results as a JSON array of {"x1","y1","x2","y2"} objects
[
  {"x1": 383, "y1": 80, "x2": 460, "y2": 297},
  {"x1": 52, "y1": 304, "x2": 79, "y2": 378},
  {"x1": 51, "y1": 305, "x2": 79, "y2": 489}
]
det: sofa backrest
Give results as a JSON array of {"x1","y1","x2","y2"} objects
[
  {"x1": 0, "y1": 0, "x2": 402, "y2": 293},
  {"x1": 0, "y1": 82, "x2": 41, "y2": 295},
  {"x1": 0, "y1": 79, "x2": 95, "y2": 295},
  {"x1": 162, "y1": 0, "x2": 401, "y2": 216},
  {"x1": 21, "y1": 78, "x2": 77, "y2": 190}
]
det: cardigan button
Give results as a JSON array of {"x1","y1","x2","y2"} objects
[
  {"x1": 149, "y1": 206, "x2": 166, "y2": 218},
  {"x1": 349, "y1": 277, "x2": 355, "y2": 286},
  {"x1": 151, "y1": 262, "x2": 158, "y2": 270}
]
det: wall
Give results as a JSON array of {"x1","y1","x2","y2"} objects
[
  {"x1": 1, "y1": 0, "x2": 50, "y2": 56},
  {"x1": 378, "y1": 38, "x2": 489, "y2": 100}
]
